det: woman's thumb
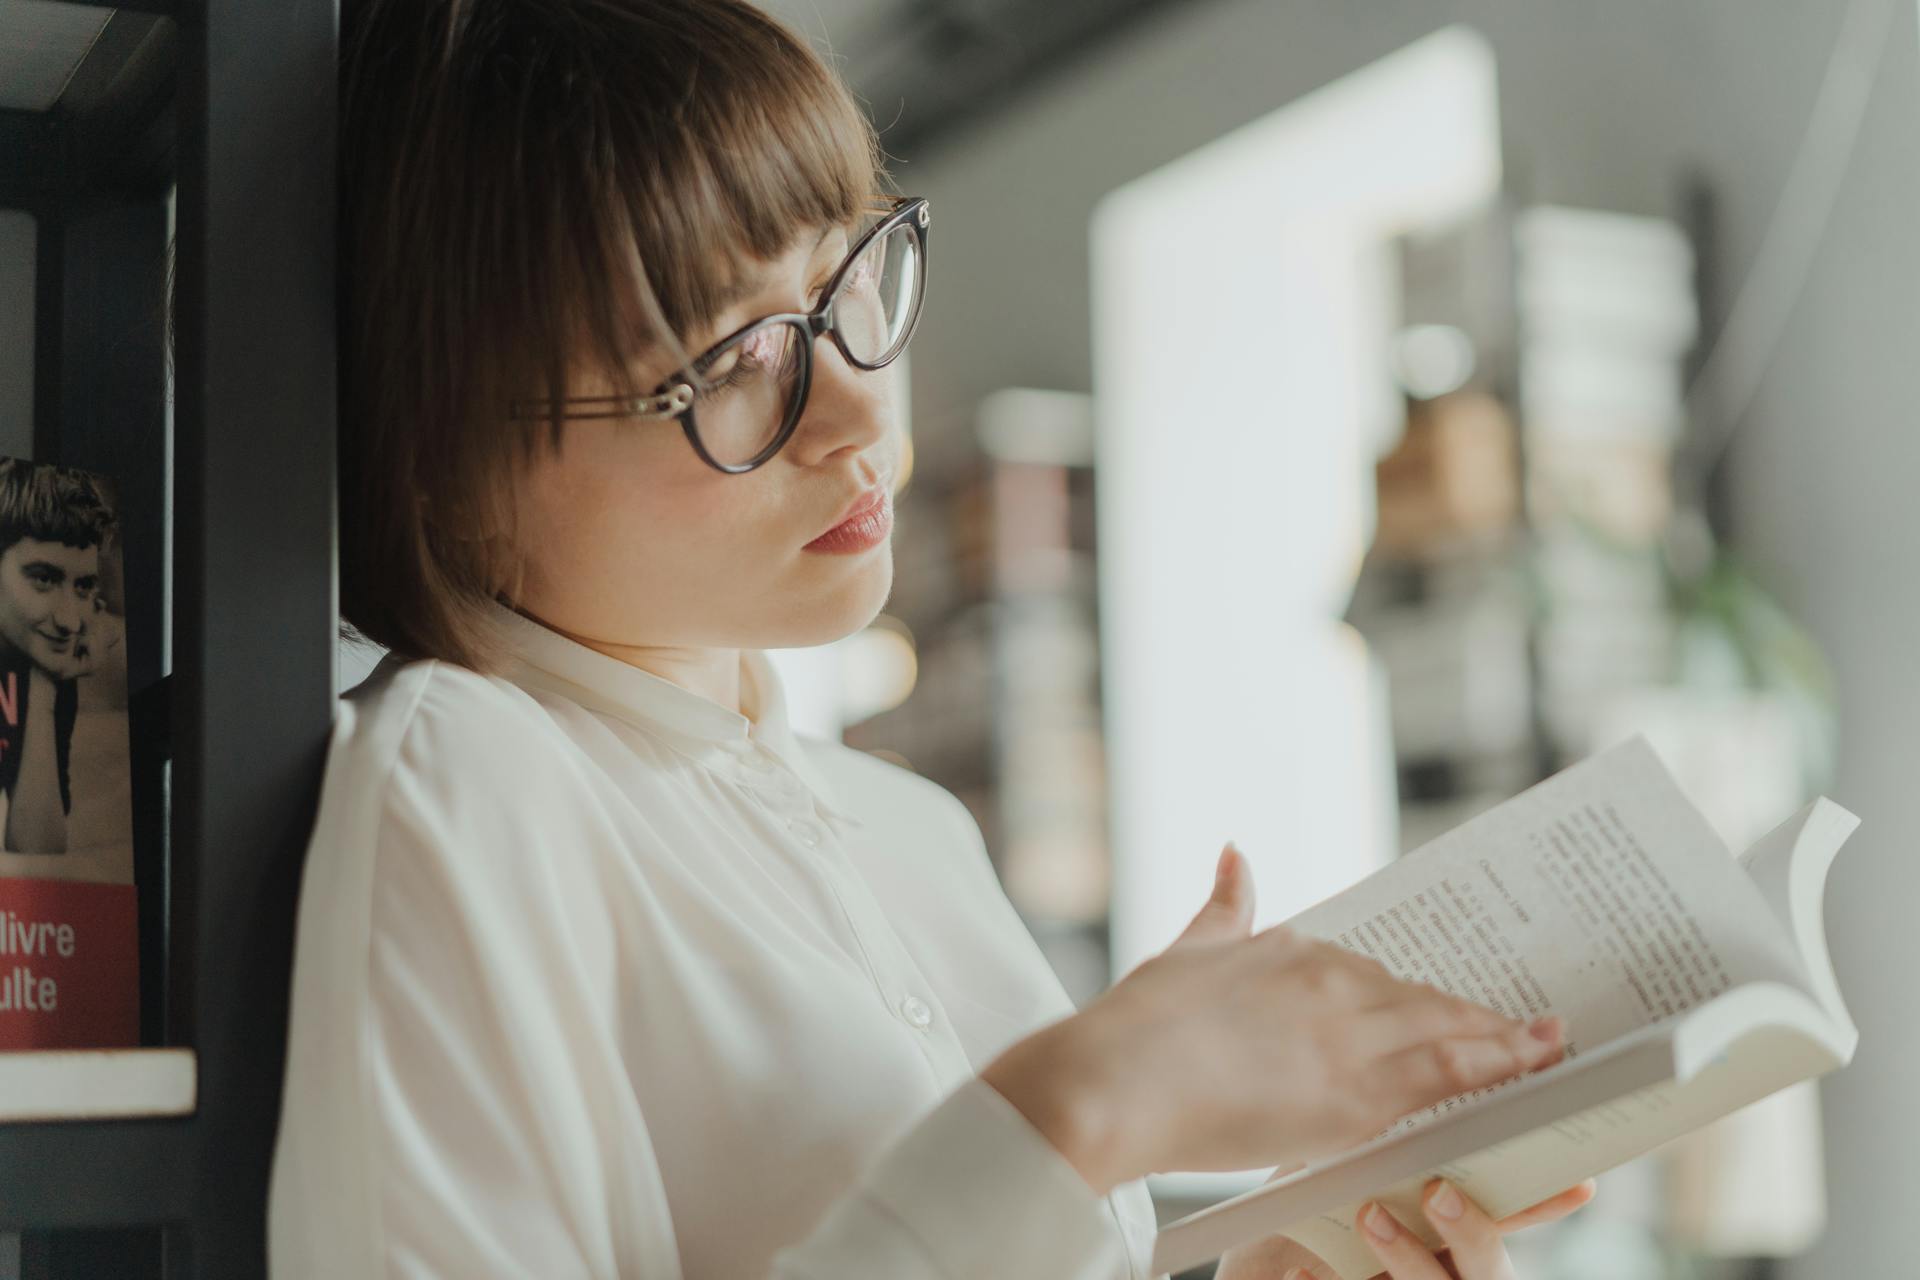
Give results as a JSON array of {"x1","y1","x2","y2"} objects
[{"x1": 1171, "y1": 842, "x2": 1255, "y2": 947}]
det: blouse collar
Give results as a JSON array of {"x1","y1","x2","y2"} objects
[{"x1": 477, "y1": 597, "x2": 861, "y2": 830}]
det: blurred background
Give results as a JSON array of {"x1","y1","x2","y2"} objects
[
  {"x1": 302, "y1": 0, "x2": 1920, "y2": 1275},
  {"x1": 740, "y1": 1, "x2": 1910, "y2": 1276}
]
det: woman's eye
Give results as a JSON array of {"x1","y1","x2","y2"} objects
[
  {"x1": 742, "y1": 328, "x2": 784, "y2": 364},
  {"x1": 696, "y1": 365, "x2": 749, "y2": 402},
  {"x1": 695, "y1": 331, "x2": 776, "y2": 401}
]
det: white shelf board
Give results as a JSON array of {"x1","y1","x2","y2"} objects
[{"x1": 0, "y1": 1047, "x2": 196, "y2": 1122}]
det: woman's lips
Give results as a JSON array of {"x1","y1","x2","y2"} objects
[{"x1": 804, "y1": 487, "x2": 892, "y2": 554}]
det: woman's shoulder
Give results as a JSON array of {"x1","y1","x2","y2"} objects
[
  {"x1": 340, "y1": 649, "x2": 536, "y2": 728},
  {"x1": 318, "y1": 654, "x2": 588, "y2": 858},
  {"x1": 334, "y1": 654, "x2": 550, "y2": 774}
]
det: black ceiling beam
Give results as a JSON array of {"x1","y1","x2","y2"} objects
[
  {"x1": 33, "y1": 0, "x2": 175, "y2": 11},
  {"x1": 857, "y1": 0, "x2": 1197, "y2": 157}
]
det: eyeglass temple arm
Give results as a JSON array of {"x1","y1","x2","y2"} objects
[{"x1": 509, "y1": 381, "x2": 695, "y2": 421}]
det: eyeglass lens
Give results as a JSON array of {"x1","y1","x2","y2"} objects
[
  {"x1": 688, "y1": 218, "x2": 922, "y2": 468},
  {"x1": 690, "y1": 320, "x2": 808, "y2": 468},
  {"x1": 836, "y1": 221, "x2": 922, "y2": 366}
]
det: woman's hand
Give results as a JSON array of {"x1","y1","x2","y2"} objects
[
  {"x1": 980, "y1": 844, "x2": 1567, "y2": 1195},
  {"x1": 1214, "y1": 1178, "x2": 1597, "y2": 1279}
]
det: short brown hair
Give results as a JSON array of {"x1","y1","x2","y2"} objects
[
  {"x1": 0, "y1": 459, "x2": 116, "y2": 558},
  {"x1": 337, "y1": 0, "x2": 889, "y2": 673}
]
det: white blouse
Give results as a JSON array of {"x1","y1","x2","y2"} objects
[{"x1": 267, "y1": 596, "x2": 1165, "y2": 1278}]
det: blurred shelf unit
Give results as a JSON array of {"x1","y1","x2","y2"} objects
[
  {"x1": 1351, "y1": 197, "x2": 1702, "y2": 851},
  {"x1": 1357, "y1": 188, "x2": 1835, "y2": 1278},
  {"x1": 843, "y1": 388, "x2": 1115, "y2": 1004},
  {"x1": 843, "y1": 438, "x2": 1000, "y2": 831},
  {"x1": 1345, "y1": 193, "x2": 1700, "y2": 1276},
  {"x1": 2, "y1": 0, "x2": 338, "y2": 1277}
]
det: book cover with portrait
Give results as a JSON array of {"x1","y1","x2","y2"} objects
[{"x1": 0, "y1": 456, "x2": 137, "y2": 1048}]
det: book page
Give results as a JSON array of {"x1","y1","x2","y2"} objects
[
  {"x1": 1287, "y1": 738, "x2": 1808, "y2": 1109},
  {"x1": 1733, "y1": 797, "x2": 1858, "y2": 1042}
]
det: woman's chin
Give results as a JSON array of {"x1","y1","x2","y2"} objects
[{"x1": 772, "y1": 563, "x2": 893, "y2": 649}]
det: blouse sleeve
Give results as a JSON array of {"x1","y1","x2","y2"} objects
[
  {"x1": 766, "y1": 1073, "x2": 1137, "y2": 1279},
  {"x1": 279, "y1": 678, "x2": 1140, "y2": 1280}
]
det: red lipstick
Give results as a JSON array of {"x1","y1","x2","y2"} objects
[{"x1": 805, "y1": 487, "x2": 892, "y2": 554}]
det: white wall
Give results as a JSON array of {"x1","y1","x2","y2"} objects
[
  {"x1": 900, "y1": 2, "x2": 1919, "y2": 1274},
  {"x1": 1091, "y1": 24, "x2": 1499, "y2": 985}
]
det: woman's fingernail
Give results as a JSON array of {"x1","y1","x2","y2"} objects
[
  {"x1": 1362, "y1": 1202, "x2": 1398, "y2": 1242},
  {"x1": 1528, "y1": 1016, "x2": 1561, "y2": 1043},
  {"x1": 1282, "y1": 1270, "x2": 1310, "y2": 1280},
  {"x1": 1428, "y1": 1180, "x2": 1465, "y2": 1220}
]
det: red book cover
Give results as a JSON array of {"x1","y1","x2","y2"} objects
[
  {"x1": 0, "y1": 878, "x2": 137, "y2": 1046},
  {"x1": 0, "y1": 457, "x2": 138, "y2": 1049}
]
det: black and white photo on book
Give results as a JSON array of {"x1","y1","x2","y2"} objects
[{"x1": 0, "y1": 455, "x2": 133, "y2": 887}]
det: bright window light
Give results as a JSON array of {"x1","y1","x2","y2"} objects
[{"x1": 1090, "y1": 26, "x2": 1502, "y2": 1192}]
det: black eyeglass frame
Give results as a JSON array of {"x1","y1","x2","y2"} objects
[{"x1": 508, "y1": 195, "x2": 931, "y2": 474}]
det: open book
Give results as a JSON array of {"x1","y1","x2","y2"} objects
[{"x1": 1151, "y1": 736, "x2": 1859, "y2": 1279}]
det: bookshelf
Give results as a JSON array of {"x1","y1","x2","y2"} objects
[{"x1": 0, "y1": 1, "x2": 336, "y2": 1276}]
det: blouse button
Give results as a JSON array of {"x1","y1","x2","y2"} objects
[
  {"x1": 899, "y1": 995, "x2": 933, "y2": 1030},
  {"x1": 786, "y1": 817, "x2": 823, "y2": 848}
]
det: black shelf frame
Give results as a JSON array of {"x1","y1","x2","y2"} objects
[{"x1": 0, "y1": 2, "x2": 338, "y2": 1276}]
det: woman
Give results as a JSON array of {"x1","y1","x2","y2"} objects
[{"x1": 267, "y1": 2, "x2": 1593, "y2": 1277}]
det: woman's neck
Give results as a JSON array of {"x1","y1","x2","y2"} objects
[
  {"x1": 507, "y1": 603, "x2": 749, "y2": 720},
  {"x1": 589, "y1": 640, "x2": 746, "y2": 719}
]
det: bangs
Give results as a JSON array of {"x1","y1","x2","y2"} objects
[{"x1": 498, "y1": 1, "x2": 889, "y2": 438}]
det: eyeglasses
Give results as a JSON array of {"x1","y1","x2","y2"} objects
[{"x1": 509, "y1": 195, "x2": 930, "y2": 474}]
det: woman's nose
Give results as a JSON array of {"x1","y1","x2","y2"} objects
[{"x1": 786, "y1": 335, "x2": 895, "y2": 467}]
